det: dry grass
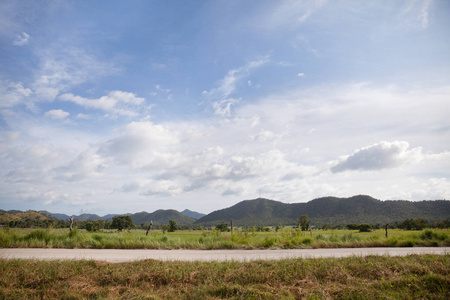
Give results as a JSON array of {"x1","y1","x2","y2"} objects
[{"x1": 1, "y1": 254, "x2": 449, "y2": 299}]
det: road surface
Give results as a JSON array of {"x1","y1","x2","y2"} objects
[{"x1": 0, "y1": 247, "x2": 447, "y2": 262}]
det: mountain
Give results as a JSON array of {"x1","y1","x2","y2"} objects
[
  {"x1": 131, "y1": 209, "x2": 196, "y2": 225},
  {"x1": 74, "y1": 213, "x2": 102, "y2": 221},
  {"x1": 194, "y1": 195, "x2": 450, "y2": 227},
  {"x1": 181, "y1": 209, "x2": 205, "y2": 219},
  {"x1": 39, "y1": 210, "x2": 70, "y2": 220}
]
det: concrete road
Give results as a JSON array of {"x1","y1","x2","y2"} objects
[{"x1": 0, "y1": 247, "x2": 447, "y2": 262}]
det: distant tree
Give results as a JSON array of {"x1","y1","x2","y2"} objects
[
  {"x1": 168, "y1": 219, "x2": 178, "y2": 232},
  {"x1": 346, "y1": 224, "x2": 360, "y2": 230},
  {"x1": 96, "y1": 219, "x2": 105, "y2": 230},
  {"x1": 322, "y1": 224, "x2": 333, "y2": 230},
  {"x1": 161, "y1": 225, "x2": 169, "y2": 234},
  {"x1": 111, "y1": 215, "x2": 135, "y2": 231},
  {"x1": 215, "y1": 221, "x2": 229, "y2": 232},
  {"x1": 358, "y1": 224, "x2": 372, "y2": 232},
  {"x1": 298, "y1": 215, "x2": 310, "y2": 231},
  {"x1": 398, "y1": 218, "x2": 428, "y2": 230},
  {"x1": 85, "y1": 222, "x2": 98, "y2": 232}
]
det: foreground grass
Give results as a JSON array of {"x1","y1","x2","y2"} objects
[
  {"x1": 1, "y1": 254, "x2": 448, "y2": 299},
  {"x1": 1, "y1": 228, "x2": 449, "y2": 250}
]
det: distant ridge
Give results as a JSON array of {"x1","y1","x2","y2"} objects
[
  {"x1": 181, "y1": 209, "x2": 205, "y2": 219},
  {"x1": 131, "y1": 209, "x2": 196, "y2": 225},
  {"x1": 194, "y1": 195, "x2": 450, "y2": 227},
  {"x1": 3, "y1": 195, "x2": 449, "y2": 227}
]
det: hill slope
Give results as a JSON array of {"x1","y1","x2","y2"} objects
[
  {"x1": 194, "y1": 195, "x2": 450, "y2": 227},
  {"x1": 181, "y1": 209, "x2": 205, "y2": 219},
  {"x1": 131, "y1": 209, "x2": 196, "y2": 225}
]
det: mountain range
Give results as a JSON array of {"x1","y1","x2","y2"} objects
[
  {"x1": 193, "y1": 195, "x2": 450, "y2": 226},
  {"x1": 3, "y1": 195, "x2": 449, "y2": 227}
]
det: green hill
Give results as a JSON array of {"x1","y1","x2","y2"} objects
[
  {"x1": 0, "y1": 210, "x2": 57, "y2": 227},
  {"x1": 131, "y1": 209, "x2": 196, "y2": 225},
  {"x1": 194, "y1": 195, "x2": 450, "y2": 227}
]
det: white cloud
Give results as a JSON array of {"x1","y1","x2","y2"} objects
[
  {"x1": 0, "y1": 80, "x2": 33, "y2": 108},
  {"x1": 297, "y1": 72, "x2": 305, "y2": 77},
  {"x1": 207, "y1": 56, "x2": 270, "y2": 99},
  {"x1": 213, "y1": 98, "x2": 239, "y2": 116},
  {"x1": 330, "y1": 141, "x2": 419, "y2": 173},
  {"x1": 58, "y1": 148, "x2": 107, "y2": 181},
  {"x1": 35, "y1": 87, "x2": 59, "y2": 101},
  {"x1": 44, "y1": 109, "x2": 69, "y2": 120},
  {"x1": 13, "y1": 32, "x2": 29, "y2": 46},
  {"x1": 59, "y1": 90, "x2": 145, "y2": 116},
  {"x1": 33, "y1": 47, "x2": 117, "y2": 92},
  {"x1": 76, "y1": 113, "x2": 91, "y2": 119},
  {"x1": 99, "y1": 121, "x2": 179, "y2": 167}
]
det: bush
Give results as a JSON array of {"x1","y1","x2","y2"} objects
[{"x1": 359, "y1": 224, "x2": 372, "y2": 232}]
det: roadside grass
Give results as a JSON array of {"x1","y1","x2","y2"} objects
[
  {"x1": 0, "y1": 254, "x2": 448, "y2": 299},
  {"x1": 1, "y1": 228, "x2": 449, "y2": 249}
]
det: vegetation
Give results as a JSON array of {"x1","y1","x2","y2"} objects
[
  {"x1": 111, "y1": 215, "x2": 135, "y2": 231},
  {"x1": 194, "y1": 196, "x2": 450, "y2": 227},
  {"x1": 298, "y1": 215, "x2": 310, "y2": 231},
  {"x1": 2, "y1": 196, "x2": 450, "y2": 231},
  {"x1": 1, "y1": 227, "x2": 449, "y2": 250},
  {"x1": 168, "y1": 219, "x2": 178, "y2": 232},
  {"x1": 215, "y1": 221, "x2": 230, "y2": 232},
  {"x1": 359, "y1": 223, "x2": 373, "y2": 232},
  {"x1": 1, "y1": 254, "x2": 448, "y2": 299}
]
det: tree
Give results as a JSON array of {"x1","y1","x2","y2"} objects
[
  {"x1": 85, "y1": 222, "x2": 98, "y2": 232},
  {"x1": 298, "y1": 215, "x2": 310, "y2": 231},
  {"x1": 168, "y1": 219, "x2": 178, "y2": 232},
  {"x1": 215, "y1": 221, "x2": 229, "y2": 232},
  {"x1": 111, "y1": 215, "x2": 135, "y2": 231},
  {"x1": 358, "y1": 223, "x2": 372, "y2": 232}
]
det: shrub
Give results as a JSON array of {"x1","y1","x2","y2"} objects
[{"x1": 359, "y1": 224, "x2": 372, "y2": 232}]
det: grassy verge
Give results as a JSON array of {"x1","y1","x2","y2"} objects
[
  {"x1": 1, "y1": 228, "x2": 449, "y2": 249},
  {"x1": 1, "y1": 254, "x2": 448, "y2": 299}
]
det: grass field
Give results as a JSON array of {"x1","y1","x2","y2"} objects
[
  {"x1": 1, "y1": 254, "x2": 449, "y2": 299},
  {"x1": 1, "y1": 227, "x2": 449, "y2": 249}
]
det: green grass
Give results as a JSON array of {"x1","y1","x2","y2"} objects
[
  {"x1": 1, "y1": 228, "x2": 449, "y2": 249},
  {"x1": 0, "y1": 254, "x2": 448, "y2": 299}
]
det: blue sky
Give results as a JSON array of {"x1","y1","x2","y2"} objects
[{"x1": 1, "y1": 0, "x2": 449, "y2": 216}]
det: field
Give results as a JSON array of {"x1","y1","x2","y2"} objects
[
  {"x1": 0, "y1": 254, "x2": 448, "y2": 299},
  {"x1": 1, "y1": 227, "x2": 449, "y2": 249}
]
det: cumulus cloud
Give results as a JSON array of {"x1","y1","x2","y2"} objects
[
  {"x1": 44, "y1": 109, "x2": 70, "y2": 119},
  {"x1": 58, "y1": 149, "x2": 107, "y2": 181},
  {"x1": 331, "y1": 141, "x2": 421, "y2": 173},
  {"x1": 13, "y1": 32, "x2": 29, "y2": 46},
  {"x1": 99, "y1": 121, "x2": 179, "y2": 167},
  {"x1": 59, "y1": 90, "x2": 145, "y2": 116}
]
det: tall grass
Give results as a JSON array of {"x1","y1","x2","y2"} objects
[
  {"x1": 1, "y1": 228, "x2": 449, "y2": 249},
  {"x1": 1, "y1": 254, "x2": 448, "y2": 299}
]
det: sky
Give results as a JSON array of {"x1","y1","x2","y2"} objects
[{"x1": 1, "y1": 0, "x2": 450, "y2": 216}]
